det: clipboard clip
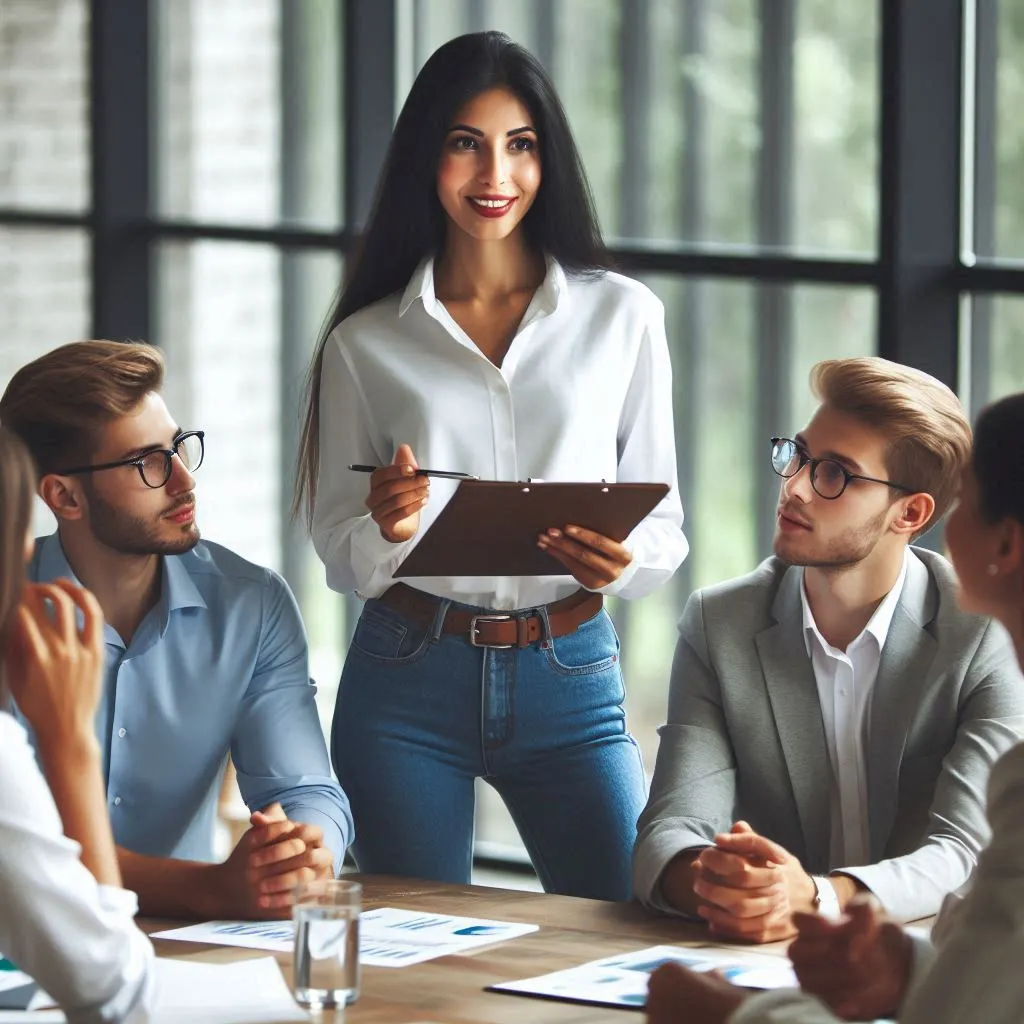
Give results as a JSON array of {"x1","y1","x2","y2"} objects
[{"x1": 523, "y1": 478, "x2": 611, "y2": 492}]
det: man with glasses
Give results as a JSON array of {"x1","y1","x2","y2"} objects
[
  {"x1": 634, "y1": 357, "x2": 1024, "y2": 942},
  {"x1": 0, "y1": 341, "x2": 353, "y2": 920}
]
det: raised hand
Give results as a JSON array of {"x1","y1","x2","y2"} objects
[
  {"x1": 365, "y1": 444, "x2": 429, "y2": 542},
  {"x1": 5, "y1": 579, "x2": 105, "y2": 755},
  {"x1": 789, "y1": 896, "x2": 913, "y2": 1020}
]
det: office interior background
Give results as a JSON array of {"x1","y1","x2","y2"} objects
[{"x1": 1, "y1": 0, "x2": 1023, "y2": 871}]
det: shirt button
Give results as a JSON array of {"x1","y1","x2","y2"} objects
[
  {"x1": 113, "y1": 796, "x2": 122, "y2": 806},
  {"x1": 117, "y1": 727, "x2": 127, "y2": 738},
  {"x1": 839, "y1": 688, "x2": 849, "y2": 697}
]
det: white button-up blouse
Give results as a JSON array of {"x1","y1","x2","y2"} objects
[
  {"x1": 0, "y1": 713, "x2": 154, "y2": 1024},
  {"x1": 312, "y1": 257, "x2": 688, "y2": 610}
]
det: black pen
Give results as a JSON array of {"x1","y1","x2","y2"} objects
[{"x1": 348, "y1": 464, "x2": 479, "y2": 481}]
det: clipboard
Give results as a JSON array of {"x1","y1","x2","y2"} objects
[{"x1": 394, "y1": 480, "x2": 670, "y2": 578}]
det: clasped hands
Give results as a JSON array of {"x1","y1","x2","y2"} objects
[
  {"x1": 367, "y1": 445, "x2": 632, "y2": 588},
  {"x1": 689, "y1": 820, "x2": 817, "y2": 943},
  {"x1": 212, "y1": 802, "x2": 334, "y2": 919}
]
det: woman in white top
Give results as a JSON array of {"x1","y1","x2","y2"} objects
[
  {"x1": 0, "y1": 428, "x2": 154, "y2": 1024},
  {"x1": 295, "y1": 31, "x2": 688, "y2": 899},
  {"x1": 644, "y1": 390, "x2": 1024, "y2": 1024}
]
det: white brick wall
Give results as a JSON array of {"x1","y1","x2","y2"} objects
[
  {"x1": 0, "y1": 0, "x2": 91, "y2": 391},
  {"x1": 0, "y1": 0, "x2": 89, "y2": 210}
]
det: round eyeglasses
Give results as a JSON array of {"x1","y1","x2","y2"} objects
[
  {"x1": 770, "y1": 437, "x2": 914, "y2": 500},
  {"x1": 58, "y1": 430, "x2": 205, "y2": 489}
]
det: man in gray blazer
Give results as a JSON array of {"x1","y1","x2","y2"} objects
[{"x1": 634, "y1": 357, "x2": 1024, "y2": 943}]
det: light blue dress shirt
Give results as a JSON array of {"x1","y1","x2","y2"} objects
[{"x1": 28, "y1": 533, "x2": 353, "y2": 872}]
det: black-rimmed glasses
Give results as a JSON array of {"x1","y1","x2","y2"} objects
[
  {"x1": 770, "y1": 437, "x2": 914, "y2": 500},
  {"x1": 58, "y1": 430, "x2": 205, "y2": 489}
]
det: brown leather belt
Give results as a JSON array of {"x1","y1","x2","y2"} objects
[{"x1": 377, "y1": 583, "x2": 603, "y2": 649}]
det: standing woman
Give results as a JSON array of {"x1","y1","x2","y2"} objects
[{"x1": 296, "y1": 31, "x2": 688, "y2": 899}]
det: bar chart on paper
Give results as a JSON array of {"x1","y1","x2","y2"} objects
[{"x1": 153, "y1": 908, "x2": 539, "y2": 967}]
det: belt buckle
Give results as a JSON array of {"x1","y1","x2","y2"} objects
[{"x1": 469, "y1": 613, "x2": 514, "y2": 648}]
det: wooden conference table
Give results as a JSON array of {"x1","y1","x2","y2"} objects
[{"x1": 143, "y1": 875, "x2": 794, "y2": 1024}]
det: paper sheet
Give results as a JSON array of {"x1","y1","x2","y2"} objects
[
  {"x1": 489, "y1": 943, "x2": 798, "y2": 1009},
  {"x1": 153, "y1": 907, "x2": 539, "y2": 967},
  {"x1": 0, "y1": 957, "x2": 307, "y2": 1024}
]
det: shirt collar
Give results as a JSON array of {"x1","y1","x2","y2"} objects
[
  {"x1": 34, "y1": 533, "x2": 207, "y2": 637},
  {"x1": 398, "y1": 255, "x2": 569, "y2": 321},
  {"x1": 800, "y1": 548, "x2": 910, "y2": 656},
  {"x1": 161, "y1": 551, "x2": 208, "y2": 614}
]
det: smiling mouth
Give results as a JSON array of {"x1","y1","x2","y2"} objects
[
  {"x1": 466, "y1": 196, "x2": 517, "y2": 217},
  {"x1": 469, "y1": 196, "x2": 515, "y2": 207}
]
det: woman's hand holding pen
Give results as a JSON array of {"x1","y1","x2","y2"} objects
[
  {"x1": 366, "y1": 444, "x2": 430, "y2": 542},
  {"x1": 537, "y1": 525, "x2": 632, "y2": 589}
]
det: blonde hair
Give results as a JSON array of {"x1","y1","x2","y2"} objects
[
  {"x1": 811, "y1": 357, "x2": 972, "y2": 538},
  {"x1": 0, "y1": 341, "x2": 165, "y2": 475}
]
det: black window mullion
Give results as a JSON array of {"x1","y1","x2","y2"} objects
[
  {"x1": 345, "y1": 0, "x2": 398, "y2": 231},
  {"x1": 89, "y1": 0, "x2": 151, "y2": 342},
  {"x1": 533, "y1": 0, "x2": 555, "y2": 72},
  {"x1": 675, "y1": 0, "x2": 709, "y2": 603},
  {"x1": 877, "y1": 0, "x2": 962, "y2": 388},
  {"x1": 754, "y1": 0, "x2": 795, "y2": 560},
  {"x1": 279, "y1": 0, "x2": 314, "y2": 597},
  {"x1": 466, "y1": 0, "x2": 487, "y2": 33},
  {"x1": 969, "y1": 0, "x2": 998, "y2": 414},
  {"x1": 619, "y1": 0, "x2": 651, "y2": 242},
  {"x1": 341, "y1": 0, "x2": 399, "y2": 642}
]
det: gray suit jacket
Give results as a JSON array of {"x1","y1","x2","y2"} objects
[{"x1": 634, "y1": 547, "x2": 1024, "y2": 922}]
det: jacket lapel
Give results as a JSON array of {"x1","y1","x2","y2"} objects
[
  {"x1": 755, "y1": 567, "x2": 832, "y2": 872},
  {"x1": 867, "y1": 550, "x2": 938, "y2": 857}
]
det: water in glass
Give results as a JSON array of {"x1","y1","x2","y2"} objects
[{"x1": 292, "y1": 904, "x2": 360, "y2": 1008}]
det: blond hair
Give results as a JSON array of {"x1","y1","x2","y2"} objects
[
  {"x1": 811, "y1": 357, "x2": 971, "y2": 538},
  {"x1": 0, "y1": 341, "x2": 165, "y2": 475}
]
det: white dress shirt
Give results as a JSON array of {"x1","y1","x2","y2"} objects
[
  {"x1": 0, "y1": 713, "x2": 154, "y2": 1024},
  {"x1": 800, "y1": 551, "x2": 908, "y2": 868},
  {"x1": 312, "y1": 257, "x2": 688, "y2": 609}
]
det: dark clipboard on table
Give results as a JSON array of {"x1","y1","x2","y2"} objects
[{"x1": 394, "y1": 479, "x2": 670, "y2": 578}]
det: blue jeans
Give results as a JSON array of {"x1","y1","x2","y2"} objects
[{"x1": 330, "y1": 595, "x2": 646, "y2": 900}]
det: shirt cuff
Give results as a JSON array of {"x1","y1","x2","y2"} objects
[
  {"x1": 903, "y1": 932, "x2": 938, "y2": 1002},
  {"x1": 95, "y1": 884, "x2": 141, "y2": 919},
  {"x1": 352, "y1": 518, "x2": 415, "y2": 585},
  {"x1": 593, "y1": 554, "x2": 641, "y2": 598},
  {"x1": 286, "y1": 806, "x2": 350, "y2": 875},
  {"x1": 728, "y1": 990, "x2": 836, "y2": 1024}
]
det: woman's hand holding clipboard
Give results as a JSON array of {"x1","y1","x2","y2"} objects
[{"x1": 537, "y1": 525, "x2": 633, "y2": 589}]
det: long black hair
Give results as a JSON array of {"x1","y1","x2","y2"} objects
[
  {"x1": 295, "y1": 31, "x2": 608, "y2": 526},
  {"x1": 973, "y1": 391, "x2": 1024, "y2": 525}
]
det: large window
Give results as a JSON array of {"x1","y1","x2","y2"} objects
[{"x1": 1, "y1": 0, "x2": 1016, "y2": 872}]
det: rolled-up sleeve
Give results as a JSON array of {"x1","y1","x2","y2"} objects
[{"x1": 230, "y1": 571, "x2": 354, "y2": 872}]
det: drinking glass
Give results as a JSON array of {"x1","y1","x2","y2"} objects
[{"x1": 292, "y1": 879, "x2": 361, "y2": 1009}]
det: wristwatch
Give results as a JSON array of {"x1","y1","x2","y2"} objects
[{"x1": 811, "y1": 875, "x2": 842, "y2": 919}]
